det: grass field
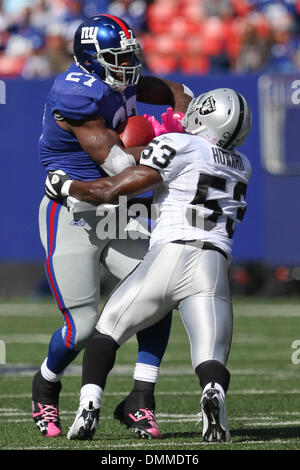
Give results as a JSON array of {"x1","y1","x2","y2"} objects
[{"x1": 1, "y1": 296, "x2": 300, "y2": 453}]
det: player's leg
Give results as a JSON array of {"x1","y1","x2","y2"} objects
[
  {"x1": 68, "y1": 242, "x2": 181, "y2": 440},
  {"x1": 178, "y1": 249, "x2": 232, "y2": 443},
  {"x1": 32, "y1": 198, "x2": 102, "y2": 437},
  {"x1": 100, "y1": 234, "x2": 173, "y2": 437},
  {"x1": 112, "y1": 312, "x2": 172, "y2": 438}
]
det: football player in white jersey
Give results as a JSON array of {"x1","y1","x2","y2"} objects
[{"x1": 48, "y1": 88, "x2": 252, "y2": 442}]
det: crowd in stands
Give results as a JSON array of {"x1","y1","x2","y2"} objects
[{"x1": 1, "y1": 0, "x2": 300, "y2": 78}]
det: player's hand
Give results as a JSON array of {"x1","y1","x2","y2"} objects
[
  {"x1": 143, "y1": 114, "x2": 164, "y2": 136},
  {"x1": 160, "y1": 107, "x2": 185, "y2": 134},
  {"x1": 45, "y1": 170, "x2": 73, "y2": 200}
]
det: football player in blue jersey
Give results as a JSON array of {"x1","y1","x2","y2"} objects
[{"x1": 32, "y1": 13, "x2": 193, "y2": 439}]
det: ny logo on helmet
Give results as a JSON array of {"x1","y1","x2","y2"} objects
[
  {"x1": 81, "y1": 27, "x2": 99, "y2": 44},
  {"x1": 199, "y1": 96, "x2": 216, "y2": 115}
]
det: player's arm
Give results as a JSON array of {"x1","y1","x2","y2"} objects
[
  {"x1": 69, "y1": 165, "x2": 162, "y2": 204},
  {"x1": 137, "y1": 76, "x2": 193, "y2": 113},
  {"x1": 57, "y1": 116, "x2": 145, "y2": 165},
  {"x1": 45, "y1": 136, "x2": 180, "y2": 201}
]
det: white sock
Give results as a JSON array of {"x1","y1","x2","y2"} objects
[
  {"x1": 133, "y1": 363, "x2": 159, "y2": 384},
  {"x1": 41, "y1": 358, "x2": 64, "y2": 383},
  {"x1": 80, "y1": 384, "x2": 103, "y2": 409}
]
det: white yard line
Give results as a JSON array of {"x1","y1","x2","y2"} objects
[
  {"x1": 1, "y1": 389, "x2": 300, "y2": 399},
  {"x1": 1, "y1": 438, "x2": 296, "y2": 451},
  {"x1": 244, "y1": 421, "x2": 300, "y2": 426},
  {"x1": 0, "y1": 333, "x2": 277, "y2": 345},
  {"x1": 0, "y1": 304, "x2": 58, "y2": 316},
  {"x1": 1, "y1": 410, "x2": 300, "y2": 422},
  {"x1": 0, "y1": 300, "x2": 300, "y2": 318},
  {"x1": 0, "y1": 334, "x2": 51, "y2": 343},
  {"x1": 1, "y1": 302, "x2": 300, "y2": 318}
]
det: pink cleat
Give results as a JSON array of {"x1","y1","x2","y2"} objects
[
  {"x1": 128, "y1": 408, "x2": 161, "y2": 439},
  {"x1": 114, "y1": 398, "x2": 161, "y2": 440},
  {"x1": 32, "y1": 401, "x2": 61, "y2": 437},
  {"x1": 32, "y1": 370, "x2": 62, "y2": 437}
]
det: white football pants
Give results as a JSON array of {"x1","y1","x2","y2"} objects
[{"x1": 98, "y1": 241, "x2": 233, "y2": 368}]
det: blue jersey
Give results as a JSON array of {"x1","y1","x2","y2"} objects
[{"x1": 39, "y1": 62, "x2": 138, "y2": 181}]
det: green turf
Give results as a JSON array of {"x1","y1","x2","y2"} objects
[{"x1": 1, "y1": 296, "x2": 300, "y2": 451}]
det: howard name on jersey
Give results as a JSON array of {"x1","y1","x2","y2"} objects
[
  {"x1": 140, "y1": 133, "x2": 252, "y2": 258},
  {"x1": 39, "y1": 62, "x2": 137, "y2": 181}
]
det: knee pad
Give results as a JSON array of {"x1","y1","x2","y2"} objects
[{"x1": 62, "y1": 305, "x2": 99, "y2": 351}]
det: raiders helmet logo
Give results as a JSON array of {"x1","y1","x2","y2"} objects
[{"x1": 199, "y1": 96, "x2": 216, "y2": 115}]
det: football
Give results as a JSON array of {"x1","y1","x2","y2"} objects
[{"x1": 117, "y1": 115, "x2": 156, "y2": 147}]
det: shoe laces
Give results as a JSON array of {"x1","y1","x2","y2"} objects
[
  {"x1": 144, "y1": 409, "x2": 158, "y2": 429},
  {"x1": 196, "y1": 388, "x2": 220, "y2": 425},
  {"x1": 131, "y1": 408, "x2": 158, "y2": 429},
  {"x1": 40, "y1": 404, "x2": 59, "y2": 423}
]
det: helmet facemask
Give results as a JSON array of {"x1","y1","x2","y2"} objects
[
  {"x1": 180, "y1": 94, "x2": 206, "y2": 135},
  {"x1": 93, "y1": 43, "x2": 143, "y2": 89}
]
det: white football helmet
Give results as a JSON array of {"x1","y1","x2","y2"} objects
[{"x1": 181, "y1": 88, "x2": 252, "y2": 149}]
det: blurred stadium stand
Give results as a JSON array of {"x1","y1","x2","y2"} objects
[
  {"x1": 1, "y1": 0, "x2": 300, "y2": 77},
  {"x1": 1, "y1": 0, "x2": 300, "y2": 297}
]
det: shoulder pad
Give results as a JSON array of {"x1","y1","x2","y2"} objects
[
  {"x1": 52, "y1": 93, "x2": 99, "y2": 120},
  {"x1": 51, "y1": 73, "x2": 105, "y2": 120},
  {"x1": 236, "y1": 150, "x2": 252, "y2": 179},
  {"x1": 154, "y1": 132, "x2": 191, "y2": 152}
]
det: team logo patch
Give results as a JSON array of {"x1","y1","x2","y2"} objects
[
  {"x1": 199, "y1": 96, "x2": 216, "y2": 115},
  {"x1": 51, "y1": 175, "x2": 60, "y2": 184},
  {"x1": 70, "y1": 218, "x2": 86, "y2": 227}
]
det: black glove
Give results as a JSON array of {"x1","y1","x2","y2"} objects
[{"x1": 45, "y1": 170, "x2": 73, "y2": 200}]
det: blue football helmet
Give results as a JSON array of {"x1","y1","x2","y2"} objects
[{"x1": 73, "y1": 14, "x2": 143, "y2": 89}]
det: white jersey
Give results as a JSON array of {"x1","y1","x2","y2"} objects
[{"x1": 139, "y1": 132, "x2": 252, "y2": 258}]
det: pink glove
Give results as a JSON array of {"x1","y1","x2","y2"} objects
[
  {"x1": 143, "y1": 108, "x2": 185, "y2": 137},
  {"x1": 143, "y1": 114, "x2": 164, "y2": 136},
  {"x1": 160, "y1": 107, "x2": 185, "y2": 134}
]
